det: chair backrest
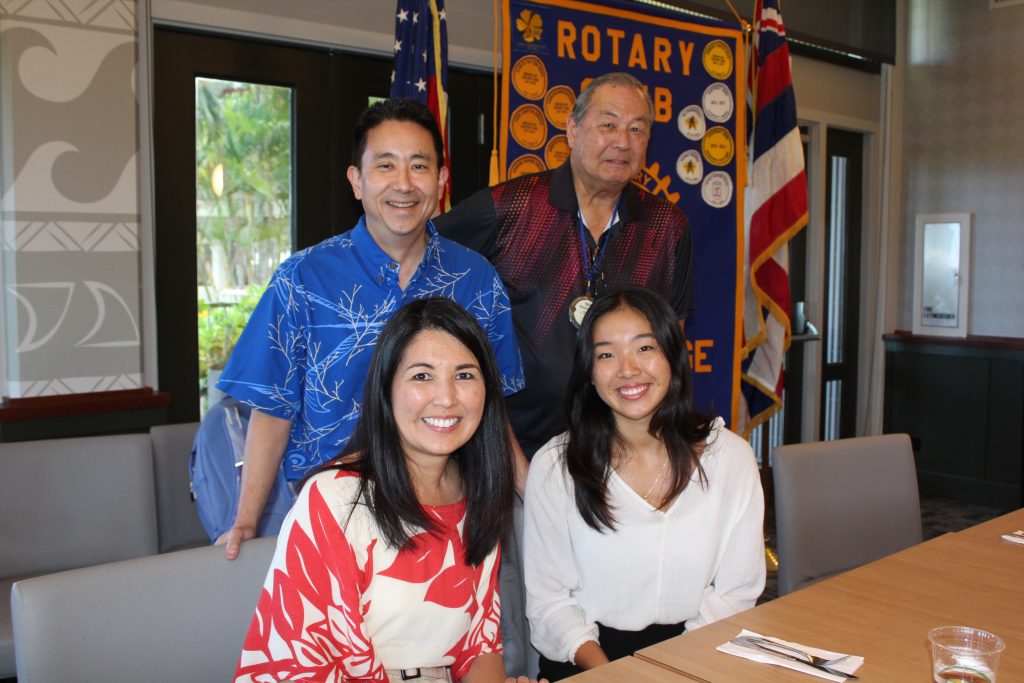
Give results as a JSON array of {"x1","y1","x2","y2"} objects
[
  {"x1": 0, "y1": 433, "x2": 158, "y2": 579},
  {"x1": 151, "y1": 421, "x2": 208, "y2": 553},
  {"x1": 12, "y1": 536, "x2": 277, "y2": 683},
  {"x1": 772, "y1": 433, "x2": 923, "y2": 596}
]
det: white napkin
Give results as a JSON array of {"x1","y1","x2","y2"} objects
[
  {"x1": 1000, "y1": 530, "x2": 1024, "y2": 545},
  {"x1": 717, "y1": 629, "x2": 864, "y2": 681}
]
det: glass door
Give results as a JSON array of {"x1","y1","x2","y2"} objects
[
  {"x1": 195, "y1": 78, "x2": 294, "y2": 413},
  {"x1": 820, "y1": 128, "x2": 863, "y2": 440},
  {"x1": 153, "y1": 28, "x2": 495, "y2": 423},
  {"x1": 154, "y1": 29, "x2": 339, "y2": 423}
]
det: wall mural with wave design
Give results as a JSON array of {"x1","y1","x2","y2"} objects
[{"x1": 0, "y1": 1, "x2": 143, "y2": 398}]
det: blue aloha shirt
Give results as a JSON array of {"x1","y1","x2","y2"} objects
[{"x1": 217, "y1": 218, "x2": 525, "y2": 481}]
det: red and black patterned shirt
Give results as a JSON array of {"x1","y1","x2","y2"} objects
[{"x1": 437, "y1": 163, "x2": 693, "y2": 457}]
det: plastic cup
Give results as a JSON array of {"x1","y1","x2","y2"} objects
[{"x1": 928, "y1": 626, "x2": 1005, "y2": 683}]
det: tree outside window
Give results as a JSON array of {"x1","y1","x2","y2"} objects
[{"x1": 195, "y1": 78, "x2": 293, "y2": 411}]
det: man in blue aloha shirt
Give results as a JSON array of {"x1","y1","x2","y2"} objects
[{"x1": 215, "y1": 98, "x2": 525, "y2": 560}]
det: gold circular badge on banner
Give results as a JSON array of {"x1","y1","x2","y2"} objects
[
  {"x1": 703, "y1": 40, "x2": 733, "y2": 80},
  {"x1": 543, "y1": 85, "x2": 576, "y2": 129},
  {"x1": 702, "y1": 126, "x2": 735, "y2": 166},
  {"x1": 508, "y1": 153, "x2": 546, "y2": 179},
  {"x1": 511, "y1": 55, "x2": 548, "y2": 100},
  {"x1": 510, "y1": 104, "x2": 548, "y2": 150},
  {"x1": 544, "y1": 135, "x2": 570, "y2": 169}
]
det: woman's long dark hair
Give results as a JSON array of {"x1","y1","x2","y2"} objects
[
  {"x1": 565, "y1": 286, "x2": 713, "y2": 531},
  {"x1": 324, "y1": 298, "x2": 514, "y2": 566}
]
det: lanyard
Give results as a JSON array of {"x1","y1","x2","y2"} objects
[{"x1": 577, "y1": 199, "x2": 620, "y2": 296}]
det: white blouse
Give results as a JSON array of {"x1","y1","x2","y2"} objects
[{"x1": 523, "y1": 418, "x2": 766, "y2": 664}]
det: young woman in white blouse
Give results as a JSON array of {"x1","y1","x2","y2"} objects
[{"x1": 523, "y1": 286, "x2": 765, "y2": 681}]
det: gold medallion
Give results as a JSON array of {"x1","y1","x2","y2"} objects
[
  {"x1": 511, "y1": 55, "x2": 548, "y2": 100},
  {"x1": 544, "y1": 135, "x2": 570, "y2": 169},
  {"x1": 508, "y1": 153, "x2": 546, "y2": 179},
  {"x1": 543, "y1": 85, "x2": 576, "y2": 129},
  {"x1": 569, "y1": 295, "x2": 594, "y2": 328},
  {"x1": 510, "y1": 103, "x2": 548, "y2": 150},
  {"x1": 701, "y1": 126, "x2": 735, "y2": 167},
  {"x1": 702, "y1": 39, "x2": 734, "y2": 80}
]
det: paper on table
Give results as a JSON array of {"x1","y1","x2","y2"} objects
[
  {"x1": 717, "y1": 629, "x2": 864, "y2": 682},
  {"x1": 1000, "y1": 530, "x2": 1024, "y2": 545}
]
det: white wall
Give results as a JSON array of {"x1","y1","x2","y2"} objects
[
  {"x1": 792, "y1": 53, "x2": 880, "y2": 124},
  {"x1": 902, "y1": 0, "x2": 1024, "y2": 337},
  {"x1": 154, "y1": 0, "x2": 495, "y2": 68}
]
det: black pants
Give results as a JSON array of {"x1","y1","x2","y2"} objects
[{"x1": 537, "y1": 620, "x2": 686, "y2": 682}]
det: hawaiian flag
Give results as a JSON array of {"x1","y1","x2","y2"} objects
[
  {"x1": 391, "y1": 0, "x2": 451, "y2": 212},
  {"x1": 739, "y1": 0, "x2": 808, "y2": 437}
]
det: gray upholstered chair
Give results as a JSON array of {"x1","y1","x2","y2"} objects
[
  {"x1": 0, "y1": 433, "x2": 157, "y2": 677},
  {"x1": 772, "y1": 433, "x2": 923, "y2": 596},
  {"x1": 150, "y1": 421, "x2": 208, "y2": 552},
  {"x1": 11, "y1": 536, "x2": 276, "y2": 682}
]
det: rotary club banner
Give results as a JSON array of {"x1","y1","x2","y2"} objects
[{"x1": 500, "y1": 0, "x2": 745, "y2": 426}]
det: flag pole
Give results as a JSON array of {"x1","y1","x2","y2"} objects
[
  {"x1": 721, "y1": 0, "x2": 751, "y2": 33},
  {"x1": 740, "y1": 0, "x2": 781, "y2": 579},
  {"x1": 489, "y1": 0, "x2": 501, "y2": 186}
]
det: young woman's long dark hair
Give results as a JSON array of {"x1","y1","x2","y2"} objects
[
  {"x1": 324, "y1": 297, "x2": 514, "y2": 565},
  {"x1": 565, "y1": 286, "x2": 713, "y2": 531}
]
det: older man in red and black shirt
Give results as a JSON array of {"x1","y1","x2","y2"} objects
[{"x1": 438, "y1": 72, "x2": 693, "y2": 461}]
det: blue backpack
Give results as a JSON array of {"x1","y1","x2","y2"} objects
[{"x1": 189, "y1": 397, "x2": 296, "y2": 542}]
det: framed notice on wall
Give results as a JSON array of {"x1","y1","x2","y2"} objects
[{"x1": 912, "y1": 213, "x2": 972, "y2": 338}]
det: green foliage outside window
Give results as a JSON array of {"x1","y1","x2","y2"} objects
[
  {"x1": 195, "y1": 78, "x2": 293, "y2": 404},
  {"x1": 197, "y1": 285, "x2": 264, "y2": 377},
  {"x1": 196, "y1": 79, "x2": 292, "y2": 294}
]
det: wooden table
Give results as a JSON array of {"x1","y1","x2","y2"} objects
[
  {"x1": 955, "y1": 507, "x2": 1024, "y2": 541},
  {"x1": 561, "y1": 656, "x2": 687, "y2": 682},
  {"x1": 636, "y1": 529, "x2": 1024, "y2": 681}
]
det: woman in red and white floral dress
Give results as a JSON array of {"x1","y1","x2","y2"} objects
[{"x1": 234, "y1": 298, "x2": 544, "y2": 683}]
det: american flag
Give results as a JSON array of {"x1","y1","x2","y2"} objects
[
  {"x1": 390, "y1": 0, "x2": 451, "y2": 212},
  {"x1": 739, "y1": 0, "x2": 808, "y2": 437}
]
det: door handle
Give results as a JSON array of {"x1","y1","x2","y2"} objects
[{"x1": 792, "y1": 301, "x2": 821, "y2": 342}]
